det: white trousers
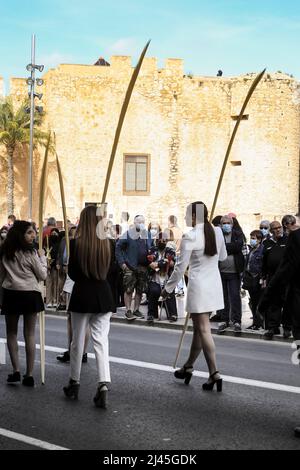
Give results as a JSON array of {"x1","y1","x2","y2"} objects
[{"x1": 70, "y1": 312, "x2": 111, "y2": 383}]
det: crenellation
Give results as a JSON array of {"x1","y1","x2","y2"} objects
[{"x1": 0, "y1": 57, "x2": 299, "y2": 234}]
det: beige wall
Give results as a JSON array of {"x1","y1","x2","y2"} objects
[{"x1": 1, "y1": 59, "x2": 300, "y2": 238}]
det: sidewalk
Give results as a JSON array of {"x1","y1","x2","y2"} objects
[{"x1": 48, "y1": 292, "x2": 294, "y2": 344}]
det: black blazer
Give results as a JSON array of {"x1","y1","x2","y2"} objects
[{"x1": 68, "y1": 239, "x2": 116, "y2": 314}]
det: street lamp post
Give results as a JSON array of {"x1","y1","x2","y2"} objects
[
  {"x1": 26, "y1": 34, "x2": 44, "y2": 221},
  {"x1": 28, "y1": 34, "x2": 35, "y2": 222}
]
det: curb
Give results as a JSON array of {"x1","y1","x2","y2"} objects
[{"x1": 45, "y1": 310, "x2": 295, "y2": 344}]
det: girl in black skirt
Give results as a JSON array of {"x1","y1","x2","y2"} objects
[{"x1": 0, "y1": 221, "x2": 47, "y2": 386}]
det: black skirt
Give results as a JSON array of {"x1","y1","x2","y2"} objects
[{"x1": 1, "y1": 288, "x2": 44, "y2": 315}]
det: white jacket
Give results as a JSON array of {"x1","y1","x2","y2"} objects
[{"x1": 165, "y1": 225, "x2": 227, "y2": 313}]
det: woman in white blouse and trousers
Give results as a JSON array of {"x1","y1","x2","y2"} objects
[{"x1": 162, "y1": 202, "x2": 227, "y2": 391}]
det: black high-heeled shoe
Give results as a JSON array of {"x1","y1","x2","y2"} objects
[
  {"x1": 93, "y1": 383, "x2": 108, "y2": 409},
  {"x1": 63, "y1": 379, "x2": 80, "y2": 399},
  {"x1": 174, "y1": 365, "x2": 194, "y2": 385},
  {"x1": 202, "y1": 371, "x2": 223, "y2": 392}
]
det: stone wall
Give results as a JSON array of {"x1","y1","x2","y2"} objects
[{"x1": 1, "y1": 59, "x2": 300, "y2": 237}]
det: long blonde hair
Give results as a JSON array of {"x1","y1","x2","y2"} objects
[{"x1": 75, "y1": 205, "x2": 111, "y2": 280}]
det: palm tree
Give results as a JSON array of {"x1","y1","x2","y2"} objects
[{"x1": 0, "y1": 96, "x2": 48, "y2": 215}]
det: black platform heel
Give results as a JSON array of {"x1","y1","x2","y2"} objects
[
  {"x1": 202, "y1": 371, "x2": 223, "y2": 392},
  {"x1": 63, "y1": 379, "x2": 80, "y2": 399},
  {"x1": 174, "y1": 365, "x2": 194, "y2": 385},
  {"x1": 93, "y1": 383, "x2": 108, "y2": 409}
]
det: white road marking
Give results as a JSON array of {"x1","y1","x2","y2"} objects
[
  {"x1": 1, "y1": 338, "x2": 300, "y2": 396},
  {"x1": 44, "y1": 315, "x2": 293, "y2": 346},
  {"x1": 0, "y1": 427, "x2": 69, "y2": 450}
]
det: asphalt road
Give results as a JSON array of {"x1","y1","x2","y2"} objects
[{"x1": 0, "y1": 315, "x2": 300, "y2": 451}]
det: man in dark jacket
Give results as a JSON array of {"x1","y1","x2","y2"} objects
[
  {"x1": 259, "y1": 228, "x2": 300, "y2": 437},
  {"x1": 261, "y1": 221, "x2": 290, "y2": 339},
  {"x1": 218, "y1": 215, "x2": 245, "y2": 334}
]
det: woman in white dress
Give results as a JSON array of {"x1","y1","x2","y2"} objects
[{"x1": 162, "y1": 201, "x2": 227, "y2": 391}]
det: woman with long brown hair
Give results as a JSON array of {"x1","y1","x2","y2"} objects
[
  {"x1": 63, "y1": 205, "x2": 115, "y2": 408},
  {"x1": 0, "y1": 221, "x2": 47, "y2": 386},
  {"x1": 162, "y1": 201, "x2": 227, "y2": 391}
]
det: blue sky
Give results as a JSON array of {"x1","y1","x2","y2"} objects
[{"x1": 1, "y1": 0, "x2": 300, "y2": 92}]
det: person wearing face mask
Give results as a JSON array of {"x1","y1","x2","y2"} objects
[
  {"x1": 217, "y1": 215, "x2": 245, "y2": 334},
  {"x1": 259, "y1": 220, "x2": 271, "y2": 241},
  {"x1": 242, "y1": 230, "x2": 264, "y2": 330},
  {"x1": 147, "y1": 232, "x2": 177, "y2": 323},
  {"x1": 148, "y1": 222, "x2": 162, "y2": 240},
  {"x1": 115, "y1": 215, "x2": 153, "y2": 321},
  {"x1": 261, "y1": 221, "x2": 290, "y2": 339},
  {"x1": 139, "y1": 223, "x2": 162, "y2": 307}
]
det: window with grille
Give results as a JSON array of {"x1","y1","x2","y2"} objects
[{"x1": 123, "y1": 154, "x2": 150, "y2": 195}]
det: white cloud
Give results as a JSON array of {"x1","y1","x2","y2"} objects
[
  {"x1": 39, "y1": 52, "x2": 74, "y2": 68},
  {"x1": 108, "y1": 38, "x2": 138, "y2": 55}
]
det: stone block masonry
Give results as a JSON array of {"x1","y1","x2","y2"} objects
[{"x1": 1, "y1": 59, "x2": 299, "y2": 236}]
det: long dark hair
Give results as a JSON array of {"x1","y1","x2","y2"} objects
[
  {"x1": 75, "y1": 205, "x2": 111, "y2": 280},
  {"x1": 0, "y1": 221, "x2": 35, "y2": 260},
  {"x1": 232, "y1": 217, "x2": 246, "y2": 242},
  {"x1": 188, "y1": 201, "x2": 217, "y2": 256}
]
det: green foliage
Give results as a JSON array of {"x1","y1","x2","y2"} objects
[
  {"x1": 0, "y1": 96, "x2": 47, "y2": 149},
  {"x1": 0, "y1": 96, "x2": 49, "y2": 214}
]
